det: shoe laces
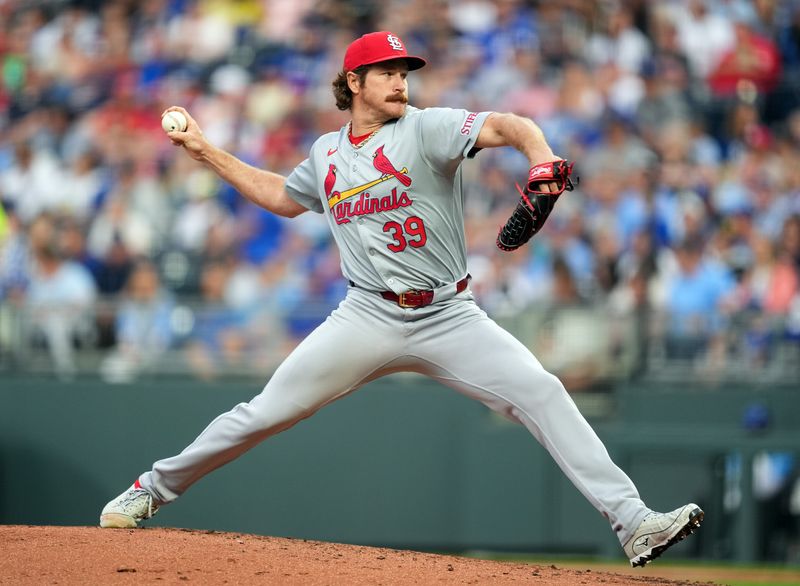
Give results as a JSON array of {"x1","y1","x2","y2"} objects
[
  {"x1": 143, "y1": 491, "x2": 158, "y2": 519},
  {"x1": 121, "y1": 488, "x2": 158, "y2": 519}
]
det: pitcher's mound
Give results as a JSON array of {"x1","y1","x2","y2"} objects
[{"x1": 0, "y1": 525, "x2": 707, "y2": 585}]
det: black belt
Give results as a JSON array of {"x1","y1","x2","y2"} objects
[{"x1": 349, "y1": 275, "x2": 471, "y2": 308}]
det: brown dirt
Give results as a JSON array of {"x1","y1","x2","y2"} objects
[{"x1": 0, "y1": 524, "x2": 757, "y2": 586}]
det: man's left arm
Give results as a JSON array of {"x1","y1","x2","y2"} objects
[
  {"x1": 476, "y1": 112, "x2": 560, "y2": 193},
  {"x1": 477, "y1": 113, "x2": 577, "y2": 252}
]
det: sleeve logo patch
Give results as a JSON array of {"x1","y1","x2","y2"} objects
[{"x1": 460, "y1": 112, "x2": 478, "y2": 135}]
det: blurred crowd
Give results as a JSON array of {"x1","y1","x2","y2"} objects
[{"x1": 1, "y1": 0, "x2": 800, "y2": 384}]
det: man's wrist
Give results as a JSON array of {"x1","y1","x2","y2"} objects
[{"x1": 528, "y1": 153, "x2": 557, "y2": 167}]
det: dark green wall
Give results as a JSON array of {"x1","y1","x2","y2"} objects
[{"x1": 1, "y1": 374, "x2": 797, "y2": 562}]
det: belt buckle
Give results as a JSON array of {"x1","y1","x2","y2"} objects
[{"x1": 397, "y1": 291, "x2": 418, "y2": 308}]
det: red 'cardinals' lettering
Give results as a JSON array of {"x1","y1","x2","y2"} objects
[{"x1": 333, "y1": 188, "x2": 412, "y2": 225}]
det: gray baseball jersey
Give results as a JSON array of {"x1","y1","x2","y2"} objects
[
  {"x1": 138, "y1": 105, "x2": 652, "y2": 547},
  {"x1": 285, "y1": 106, "x2": 487, "y2": 293}
]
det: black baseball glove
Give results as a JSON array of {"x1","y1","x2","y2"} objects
[{"x1": 496, "y1": 160, "x2": 576, "y2": 252}]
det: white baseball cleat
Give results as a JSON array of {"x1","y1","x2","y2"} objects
[
  {"x1": 99, "y1": 482, "x2": 160, "y2": 528},
  {"x1": 623, "y1": 503, "x2": 704, "y2": 567}
]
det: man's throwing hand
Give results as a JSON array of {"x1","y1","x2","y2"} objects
[{"x1": 161, "y1": 107, "x2": 208, "y2": 162}]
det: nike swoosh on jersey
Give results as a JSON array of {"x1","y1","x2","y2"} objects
[{"x1": 327, "y1": 148, "x2": 338, "y2": 156}]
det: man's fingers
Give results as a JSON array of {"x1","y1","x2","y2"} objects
[
  {"x1": 162, "y1": 106, "x2": 189, "y2": 117},
  {"x1": 530, "y1": 181, "x2": 562, "y2": 194},
  {"x1": 168, "y1": 129, "x2": 189, "y2": 143}
]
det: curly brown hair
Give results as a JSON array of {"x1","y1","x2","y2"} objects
[{"x1": 332, "y1": 66, "x2": 368, "y2": 111}]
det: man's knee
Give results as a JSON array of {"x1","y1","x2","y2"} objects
[
  {"x1": 240, "y1": 393, "x2": 315, "y2": 435},
  {"x1": 512, "y1": 369, "x2": 570, "y2": 408}
]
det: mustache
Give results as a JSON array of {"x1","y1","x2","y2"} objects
[{"x1": 386, "y1": 94, "x2": 408, "y2": 104}]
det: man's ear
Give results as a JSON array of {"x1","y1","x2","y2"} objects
[{"x1": 346, "y1": 71, "x2": 361, "y2": 95}]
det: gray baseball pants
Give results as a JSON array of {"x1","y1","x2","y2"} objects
[{"x1": 139, "y1": 287, "x2": 650, "y2": 544}]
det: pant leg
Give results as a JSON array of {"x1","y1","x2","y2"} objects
[
  {"x1": 406, "y1": 295, "x2": 649, "y2": 544},
  {"x1": 140, "y1": 289, "x2": 403, "y2": 504}
]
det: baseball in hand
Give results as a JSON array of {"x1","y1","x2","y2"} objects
[{"x1": 161, "y1": 111, "x2": 187, "y2": 133}]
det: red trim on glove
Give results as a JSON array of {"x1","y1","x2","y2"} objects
[{"x1": 526, "y1": 160, "x2": 575, "y2": 195}]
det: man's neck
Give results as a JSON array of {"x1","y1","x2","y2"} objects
[
  {"x1": 350, "y1": 102, "x2": 399, "y2": 137},
  {"x1": 349, "y1": 119, "x2": 385, "y2": 138},
  {"x1": 348, "y1": 123, "x2": 376, "y2": 147}
]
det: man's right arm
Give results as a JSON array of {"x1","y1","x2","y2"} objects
[
  {"x1": 198, "y1": 145, "x2": 307, "y2": 218},
  {"x1": 163, "y1": 107, "x2": 308, "y2": 218}
]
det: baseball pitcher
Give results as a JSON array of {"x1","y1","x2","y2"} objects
[{"x1": 100, "y1": 31, "x2": 703, "y2": 567}]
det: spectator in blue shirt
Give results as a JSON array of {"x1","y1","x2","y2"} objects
[
  {"x1": 662, "y1": 238, "x2": 736, "y2": 359},
  {"x1": 100, "y1": 259, "x2": 175, "y2": 383}
]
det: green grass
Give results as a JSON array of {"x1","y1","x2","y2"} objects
[
  {"x1": 454, "y1": 552, "x2": 800, "y2": 586},
  {"x1": 726, "y1": 582, "x2": 800, "y2": 586}
]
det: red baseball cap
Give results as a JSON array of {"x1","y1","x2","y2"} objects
[{"x1": 343, "y1": 31, "x2": 427, "y2": 72}]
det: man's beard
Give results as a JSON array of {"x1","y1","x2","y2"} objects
[{"x1": 386, "y1": 95, "x2": 408, "y2": 104}]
